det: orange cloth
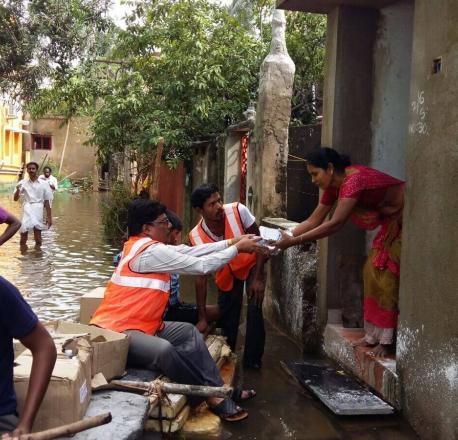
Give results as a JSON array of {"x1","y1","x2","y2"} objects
[
  {"x1": 189, "y1": 203, "x2": 256, "y2": 291},
  {"x1": 91, "y1": 236, "x2": 170, "y2": 335}
]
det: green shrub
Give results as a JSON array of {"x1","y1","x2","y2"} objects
[{"x1": 101, "y1": 183, "x2": 134, "y2": 245}]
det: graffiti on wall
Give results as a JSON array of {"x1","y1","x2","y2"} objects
[{"x1": 409, "y1": 90, "x2": 428, "y2": 135}]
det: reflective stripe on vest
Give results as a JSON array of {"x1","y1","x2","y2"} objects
[
  {"x1": 188, "y1": 203, "x2": 256, "y2": 291},
  {"x1": 90, "y1": 236, "x2": 170, "y2": 335}
]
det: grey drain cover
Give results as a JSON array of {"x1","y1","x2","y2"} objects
[{"x1": 283, "y1": 360, "x2": 394, "y2": 416}]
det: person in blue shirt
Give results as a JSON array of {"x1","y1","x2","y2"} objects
[
  {"x1": 162, "y1": 211, "x2": 219, "y2": 324},
  {"x1": 0, "y1": 277, "x2": 56, "y2": 438}
]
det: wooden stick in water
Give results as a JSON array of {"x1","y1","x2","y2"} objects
[{"x1": 18, "y1": 412, "x2": 112, "y2": 440}]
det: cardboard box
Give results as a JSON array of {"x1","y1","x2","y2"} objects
[
  {"x1": 79, "y1": 287, "x2": 105, "y2": 324},
  {"x1": 14, "y1": 339, "x2": 92, "y2": 432},
  {"x1": 45, "y1": 321, "x2": 129, "y2": 381}
]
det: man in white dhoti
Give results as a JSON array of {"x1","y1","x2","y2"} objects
[
  {"x1": 38, "y1": 166, "x2": 58, "y2": 206},
  {"x1": 13, "y1": 162, "x2": 52, "y2": 248}
]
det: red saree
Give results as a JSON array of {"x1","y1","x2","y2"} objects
[{"x1": 321, "y1": 165, "x2": 404, "y2": 343}]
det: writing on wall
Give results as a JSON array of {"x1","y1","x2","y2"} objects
[{"x1": 409, "y1": 90, "x2": 428, "y2": 136}]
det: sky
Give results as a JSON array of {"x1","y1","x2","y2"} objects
[{"x1": 110, "y1": 0, "x2": 233, "y2": 27}]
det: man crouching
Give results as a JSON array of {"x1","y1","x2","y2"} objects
[{"x1": 91, "y1": 199, "x2": 261, "y2": 421}]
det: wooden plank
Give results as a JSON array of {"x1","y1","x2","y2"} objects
[
  {"x1": 149, "y1": 393, "x2": 186, "y2": 420},
  {"x1": 144, "y1": 405, "x2": 190, "y2": 433}
]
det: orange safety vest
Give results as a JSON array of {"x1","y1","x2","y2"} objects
[
  {"x1": 91, "y1": 236, "x2": 170, "y2": 335},
  {"x1": 189, "y1": 203, "x2": 256, "y2": 292}
]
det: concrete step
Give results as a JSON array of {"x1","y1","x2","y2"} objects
[{"x1": 323, "y1": 324, "x2": 400, "y2": 408}]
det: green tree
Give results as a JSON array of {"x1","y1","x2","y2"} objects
[
  {"x1": 229, "y1": 0, "x2": 326, "y2": 125},
  {"x1": 0, "y1": 0, "x2": 112, "y2": 102}
]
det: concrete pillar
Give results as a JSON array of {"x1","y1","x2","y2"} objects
[
  {"x1": 248, "y1": 10, "x2": 295, "y2": 219},
  {"x1": 223, "y1": 133, "x2": 241, "y2": 203},
  {"x1": 318, "y1": 6, "x2": 378, "y2": 329}
]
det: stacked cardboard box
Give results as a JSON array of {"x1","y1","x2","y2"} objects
[
  {"x1": 14, "y1": 337, "x2": 92, "y2": 431},
  {"x1": 79, "y1": 287, "x2": 105, "y2": 325},
  {"x1": 14, "y1": 320, "x2": 129, "y2": 432},
  {"x1": 45, "y1": 321, "x2": 129, "y2": 381}
]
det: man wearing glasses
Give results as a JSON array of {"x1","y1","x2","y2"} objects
[{"x1": 91, "y1": 199, "x2": 262, "y2": 422}]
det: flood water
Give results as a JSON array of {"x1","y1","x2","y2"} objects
[
  {"x1": 0, "y1": 192, "x2": 418, "y2": 440},
  {"x1": 0, "y1": 192, "x2": 118, "y2": 321}
]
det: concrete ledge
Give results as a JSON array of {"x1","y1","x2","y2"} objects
[
  {"x1": 261, "y1": 217, "x2": 319, "y2": 352},
  {"x1": 323, "y1": 324, "x2": 400, "y2": 409},
  {"x1": 63, "y1": 391, "x2": 150, "y2": 440}
]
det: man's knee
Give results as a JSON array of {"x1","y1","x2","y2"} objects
[{"x1": 152, "y1": 338, "x2": 175, "y2": 359}]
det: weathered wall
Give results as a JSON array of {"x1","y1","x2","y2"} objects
[
  {"x1": 27, "y1": 117, "x2": 96, "y2": 178},
  {"x1": 371, "y1": 0, "x2": 413, "y2": 178},
  {"x1": 287, "y1": 124, "x2": 320, "y2": 223},
  {"x1": 263, "y1": 218, "x2": 319, "y2": 351},
  {"x1": 398, "y1": 1, "x2": 458, "y2": 438},
  {"x1": 319, "y1": 6, "x2": 378, "y2": 328}
]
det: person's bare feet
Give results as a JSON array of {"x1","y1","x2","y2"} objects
[
  {"x1": 351, "y1": 337, "x2": 376, "y2": 348},
  {"x1": 369, "y1": 343, "x2": 392, "y2": 357}
]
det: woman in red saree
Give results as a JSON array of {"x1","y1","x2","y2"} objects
[{"x1": 276, "y1": 147, "x2": 404, "y2": 357}]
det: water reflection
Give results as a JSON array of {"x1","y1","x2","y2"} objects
[{"x1": 0, "y1": 192, "x2": 118, "y2": 321}]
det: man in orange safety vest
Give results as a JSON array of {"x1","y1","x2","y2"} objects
[{"x1": 189, "y1": 183, "x2": 267, "y2": 370}]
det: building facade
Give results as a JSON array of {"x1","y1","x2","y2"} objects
[
  {"x1": 276, "y1": 1, "x2": 458, "y2": 438},
  {"x1": 0, "y1": 102, "x2": 29, "y2": 191}
]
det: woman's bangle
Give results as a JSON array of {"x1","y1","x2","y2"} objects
[{"x1": 227, "y1": 238, "x2": 234, "y2": 247}]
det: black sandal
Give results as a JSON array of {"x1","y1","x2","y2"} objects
[
  {"x1": 209, "y1": 398, "x2": 248, "y2": 422},
  {"x1": 232, "y1": 386, "x2": 257, "y2": 402}
]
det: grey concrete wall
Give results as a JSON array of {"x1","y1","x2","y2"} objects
[
  {"x1": 398, "y1": 1, "x2": 458, "y2": 438},
  {"x1": 263, "y1": 218, "x2": 319, "y2": 351},
  {"x1": 27, "y1": 117, "x2": 96, "y2": 178},
  {"x1": 370, "y1": 0, "x2": 413, "y2": 179},
  {"x1": 319, "y1": 6, "x2": 378, "y2": 328}
]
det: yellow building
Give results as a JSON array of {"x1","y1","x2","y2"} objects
[{"x1": 0, "y1": 102, "x2": 29, "y2": 191}]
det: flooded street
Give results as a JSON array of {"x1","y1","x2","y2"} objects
[
  {"x1": 0, "y1": 192, "x2": 118, "y2": 321},
  {"x1": 1, "y1": 192, "x2": 418, "y2": 440}
]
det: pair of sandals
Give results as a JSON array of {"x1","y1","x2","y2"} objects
[{"x1": 209, "y1": 387, "x2": 256, "y2": 422}]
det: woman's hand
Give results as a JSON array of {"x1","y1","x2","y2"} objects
[{"x1": 274, "y1": 230, "x2": 298, "y2": 250}]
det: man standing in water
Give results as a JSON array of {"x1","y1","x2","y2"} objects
[
  {"x1": 39, "y1": 167, "x2": 58, "y2": 206},
  {"x1": 13, "y1": 162, "x2": 52, "y2": 249}
]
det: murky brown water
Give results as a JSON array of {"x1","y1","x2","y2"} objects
[{"x1": 1, "y1": 192, "x2": 418, "y2": 440}]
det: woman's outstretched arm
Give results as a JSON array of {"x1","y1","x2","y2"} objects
[{"x1": 277, "y1": 198, "x2": 358, "y2": 249}]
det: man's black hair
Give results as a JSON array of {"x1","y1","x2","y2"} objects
[
  {"x1": 190, "y1": 183, "x2": 220, "y2": 209},
  {"x1": 127, "y1": 199, "x2": 167, "y2": 237},
  {"x1": 166, "y1": 210, "x2": 182, "y2": 231},
  {"x1": 43, "y1": 166, "x2": 52, "y2": 173},
  {"x1": 26, "y1": 161, "x2": 40, "y2": 169}
]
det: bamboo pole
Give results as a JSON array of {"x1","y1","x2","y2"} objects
[
  {"x1": 149, "y1": 137, "x2": 164, "y2": 200},
  {"x1": 109, "y1": 380, "x2": 232, "y2": 399},
  {"x1": 58, "y1": 119, "x2": 71, "y2": 176},
  {"x1": 18, "y1": 413, "x2": 112, "y2": 440}
]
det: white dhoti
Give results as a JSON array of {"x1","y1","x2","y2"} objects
[{"x1": 20, "y1": 201, "x2": 46, "y2": 233}]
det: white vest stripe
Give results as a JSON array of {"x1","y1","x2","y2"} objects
[
  {"x1": 224, "y1": 204, "x2": 244, "y2": 236},
  {"x1": 117, "y1": 237, "x2": 153, "y2": 273},
  {"x1": 190, "y1": 227, "x2": 204, "y2": 245},
  {"x1": 110, "y1": 273, "x2": 170, "y2": 292}
]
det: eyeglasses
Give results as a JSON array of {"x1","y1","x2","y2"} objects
[{"x1": 147, "y1": 216, "x2": 170, "y2": 226}]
